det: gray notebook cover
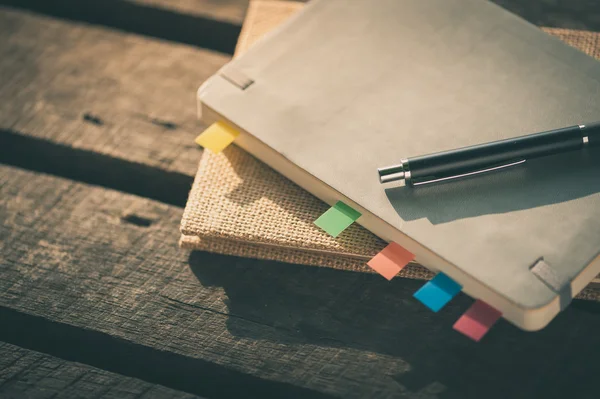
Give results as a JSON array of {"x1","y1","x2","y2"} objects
[{"x1": 198, "y1": 0, "x2": 600, "y2": 330}]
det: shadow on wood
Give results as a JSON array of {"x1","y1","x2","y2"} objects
[
  {"x1": 189, "y1": 251, "x2": 600, "y2": 399},
  {"x1": 0, "y1": 0, "x2": 242, "y2": 54},
  {"x1": 0, "y1": 306, "x2": 334, "y2": 399},
  {"x1": 492, "y1": 0, "x2": 600, "y2": 31},
  {"x1": 0, "y1": 129, "x2": 193, "y2": 207},
  {"x1": 0, "y1": 342, "x2": 206, "y2": 398}
]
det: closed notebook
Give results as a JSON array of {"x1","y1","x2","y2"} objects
[
  {"x1": 191, "y1": 0, "x2": 600, "y2": 331},
  {"x1": 181, "y1": 0, "x2": 600, "y2": 294}
]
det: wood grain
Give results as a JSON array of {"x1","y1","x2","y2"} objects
[
  {"x1": 0, "y1": 7, "x2": 225, "y2": 179},
  {"x1": 0, "y1": 342, "x2": 202, "y2": 399},
  {"x1": 0, "y1": 0, "x2": 243, "y2": 54},
  {"x1": 1, "y1": 1, "x2": 600, "y2": 398},
  {"x1": 3, "y1": 164, "x2": 600, "y2": 398},
  {"x1": 127, "y1": 0, "x2": 249, "y2": 24}
]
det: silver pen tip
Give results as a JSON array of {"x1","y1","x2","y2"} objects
[{"x1": 377, "y1": 164, "x2": 405, "y2": 184}]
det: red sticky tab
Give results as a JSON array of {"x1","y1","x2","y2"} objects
[
  {"x1": 453, "y1": 300, "x2": 502, "y2": 342},
  {"x1": 367, "y1": 242, "x2": 415, "y2": 280}
]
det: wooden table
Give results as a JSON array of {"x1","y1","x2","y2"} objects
[{"x1": 1, "y1": 1, "x2": 600, "y2": 398}]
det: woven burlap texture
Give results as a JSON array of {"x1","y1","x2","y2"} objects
[{"x1": 180, "y1": 0, "x2": 600, "y2": 286}]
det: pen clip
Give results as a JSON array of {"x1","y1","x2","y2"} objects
[{"x1": 410, "y1": 159, "x2": 527, "y2": 187}]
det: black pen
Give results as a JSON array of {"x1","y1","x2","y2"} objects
[{"x1": 377, "y1": 122, "x2": 600, "y2": 187}]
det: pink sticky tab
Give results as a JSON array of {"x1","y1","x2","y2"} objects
[
  {"x1": 453, "y1": 300, "x2": 502, "y2": 342},
  {"x1": 367, "y1": 242, "x2": 415, "y2": 280}
]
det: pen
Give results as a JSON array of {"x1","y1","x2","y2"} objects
[{"x1": 377, "y1": 122, "x2": 600, "y2": 187}]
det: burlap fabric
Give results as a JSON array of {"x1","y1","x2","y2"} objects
[{"x1": 180, "y1": 1, "x2": 600, "y2": 292}]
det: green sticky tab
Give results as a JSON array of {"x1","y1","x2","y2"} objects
[{"x1": 314, "y1": 201, "x2": 361, "y2": 237}]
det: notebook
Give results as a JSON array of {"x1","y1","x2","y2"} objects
[
  {"x1": 192, "y1": 0, "x2": 600, "y2": 331},
  {"x1": 180, "y1": 0, "x2": 600, "y2": 295}
]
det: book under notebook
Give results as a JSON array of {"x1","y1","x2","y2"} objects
[{"x1": 195, "y1": 0, "x2": 600, "y2": 332}]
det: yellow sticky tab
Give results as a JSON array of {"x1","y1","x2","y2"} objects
[{"x1": 195, "y1": 122, "x2": 240, "y2": 153}]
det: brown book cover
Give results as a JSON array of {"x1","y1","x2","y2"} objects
[{"x1": 181, "y1": 0, "x2": 600, "y2": 294}]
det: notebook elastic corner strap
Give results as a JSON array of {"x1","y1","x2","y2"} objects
[
  {"x1": 220, "y1": 67, "x2": 254, "y2": 90},
  {"x1": 530, "y1": 259, "x2": 573, "y2": 311}
]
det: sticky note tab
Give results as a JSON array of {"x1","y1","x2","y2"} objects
[
  {"x1": 314, "y1": 201, "x2": 361, "y2": 238},
  {"x1": 413, "y1": 272, "x2": 462, "y2": 312},
  {"x1": 195, "y1": 122, "x2": 239, "y2": 153},
  {"x1": 453, "y1": 300, "x2": 502, "y2": 342},
  {"x1": 367, "y1": 242, "x2": 415, "y2": 280}
]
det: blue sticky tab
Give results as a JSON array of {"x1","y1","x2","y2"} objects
[{"x1": 413, "y1": 273, "x2": 462, "y2": 312}]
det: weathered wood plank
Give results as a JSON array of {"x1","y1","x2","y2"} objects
[
  {"x1": 0, "y1": 130, "x2": 192, "y2": 207},
  {"x1": 0, "y1": 0, "x2": 243, "y2": 54},
  {"x1": 2, "y1": 164, "x2": 600, "y2": 398},
  {"x1": 0, "y1": 307, "x2": 319, "y2": 399},
  {"x1": 127, "y1": 0, "x2": 308, "y2": 24},
  {"x1": 128, "y1": 0, "x2": 249, "y2": 24},
  {"x1": 0, "y1": 342, "x2": 201, "y2": 399},
  {"x1": 0, "y1": 7, "x2": 225, "y2": 179}
]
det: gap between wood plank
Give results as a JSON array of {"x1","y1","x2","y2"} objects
[
  {"x1": 0, "y1": 341, "x2": 205, "y2": 399},
  {"x1": 0, "y1": 307, "x2": 332, "y2": 399},
  {"x1": 0, "y1": 129, "x2": 193, "y2": 208},
  {"x1": 0, "y1": 0, "x2": 243, "y2": 55}
]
